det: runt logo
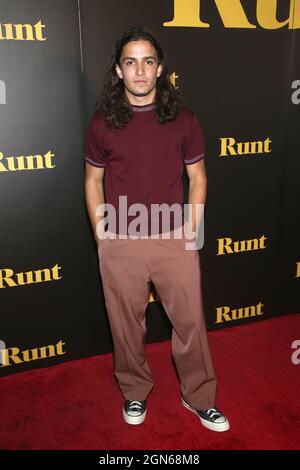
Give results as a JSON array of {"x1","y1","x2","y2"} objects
[
  {"x1": 0, "y1": 150, "x2": 55, "y2": 172},
  {"x1": 0, "y1": 80, "x2": 5, "y2": 104},
  {"x1": 163, "y1": 0, "x2": 300, "y2": 30},
  {"x1": 0, "y1": 340, "x2": 66, "y2": 367},
  {"x1": 215, "y1": 302, "x2": 264, "y2": 324},
  {"x1": 217, "y1": 235, "x2": 268, "y2": 255},
  {"x1": 0, "y1": 20, "x2": 46, "y2": 41},
  {"x1": 0, "y1": 264, "x2": 62, "y2": 289},
  {"x1": 219, "y1": 137, "x2": 272, "y2": 157}
]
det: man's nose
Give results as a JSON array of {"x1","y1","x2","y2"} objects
[{"x1": 136, "y1": 62, "x2": 145, "y2": 75}]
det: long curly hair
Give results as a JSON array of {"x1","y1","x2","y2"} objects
[{"x1": 96, "y1": 26, "x2": 185, "y2": 129}]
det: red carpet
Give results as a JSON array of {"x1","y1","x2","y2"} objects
[{"x1": 0, "y1": 314, "x2": 299, "y2": 450}]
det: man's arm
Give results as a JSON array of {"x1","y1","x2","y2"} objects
[
  {"x1": 185, "y1": 158, "x2": 207, "y2": 234},
  {"x1": 85, "y1": 162, "x2": 106, "y2": 242}
]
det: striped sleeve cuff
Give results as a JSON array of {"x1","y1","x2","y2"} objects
[
  {"x1": 85, "y1": 156, "x2": 107, "y2": 168},
  {"x1": 184, "y1": 153, "x2": 205, "y2": 165}
]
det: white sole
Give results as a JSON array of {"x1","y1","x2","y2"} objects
[
  {"x1": 123, "y1": 408, "x2": 147, "y2": 425},
  {"x1": 181, "y1": 398, "x2": 230, "y2": 432}
]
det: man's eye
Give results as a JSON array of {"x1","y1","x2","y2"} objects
[{"x1": 125, "y1": 60, "x2": 154, "y2": 65}]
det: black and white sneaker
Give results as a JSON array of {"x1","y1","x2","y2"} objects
[
  {"x1": 182, "y1": 398, "x2": 230, "y2": 432},
  {"x1": 123, "y1": 400, "x2": 147, "y2": 425}
]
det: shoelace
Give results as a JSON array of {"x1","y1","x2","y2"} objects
[
  {"x1": 128, "y1": 400, "x2": 143, "y2": 411},
  {"x1": 204, "y1": 408, "x2": 222, "y2": 420}
]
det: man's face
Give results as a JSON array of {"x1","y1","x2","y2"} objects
[{"x1": 115, "y1": 39, "x2": 163, "y2": 102}]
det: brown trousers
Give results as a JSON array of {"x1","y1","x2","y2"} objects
[{"x1": 97, "y1": 227, "x2": 217, "y2": 409}]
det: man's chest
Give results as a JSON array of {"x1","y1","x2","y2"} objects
[{"x1": 104, "y1": 120, "x2": 184, "y2": 172}]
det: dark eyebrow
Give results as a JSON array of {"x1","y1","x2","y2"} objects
[{"x1": 122, "y1": 56, "x2": 157, "y2": 62}]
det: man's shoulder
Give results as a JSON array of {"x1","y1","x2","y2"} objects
[
  {"x1": 173, "y1": 105, "x2": 199, "y2": 131},
  {"x1": 88, "y1": 109, "x2": 107, "y2": 126},
  {"x1": 86, "y1": 109, "x2": 110, "y2": 136},
  {"x1": 176, "y1": 104, "x2": 197, "y2": 123}
]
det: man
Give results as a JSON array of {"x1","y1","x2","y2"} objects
[{"x1": 84, "y1": 26, "x2": 229, "y2": 432}]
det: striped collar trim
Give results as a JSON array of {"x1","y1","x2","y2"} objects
[{"x1": 131, "y1": 103, "x2": 155, "y2": 112}]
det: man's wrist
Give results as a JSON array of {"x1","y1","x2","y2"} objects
[{"x1": 184, "y1": 221, "x2": 197, "y2": 240}]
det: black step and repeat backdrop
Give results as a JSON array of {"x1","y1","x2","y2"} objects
[{"x1": 1, "y1": 0, "x2": 299, "y2": 376}]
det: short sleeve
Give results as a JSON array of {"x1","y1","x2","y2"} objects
[
  {"x1": 84, "y1": 113, "x2": 108, "y2": 168},
  {"x1": 183, "y1": 112, "x2": 205, "y2": 165}
]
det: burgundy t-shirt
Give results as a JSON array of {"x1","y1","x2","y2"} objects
[{"x1": 84, "y1": 103, "x2": 205, "y2": 235}]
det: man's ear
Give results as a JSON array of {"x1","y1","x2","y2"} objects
[
  {"x1": 115, "y1": 64, "x2": 123, "y2": 79},
  {"x1": 157, "y1": 63, "x2": 163, "y2": 78}
]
